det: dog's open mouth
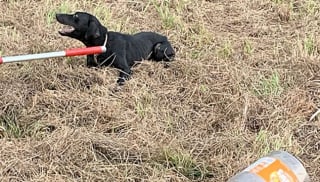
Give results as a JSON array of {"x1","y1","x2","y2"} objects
[{"x1": 59, "y1": 25, "x2": 75, "y2": 34}]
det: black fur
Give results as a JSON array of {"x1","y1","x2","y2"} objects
[{"x1": 56, "y1": 12, "x2": 175, "y2": 85}]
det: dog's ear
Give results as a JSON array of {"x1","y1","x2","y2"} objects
[{"x1": 85, "y1": 20, "x2": 100, "y2": 40}]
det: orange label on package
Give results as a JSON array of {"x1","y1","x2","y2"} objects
[{"x1": 244, "y1": 157, "x2": 298, "y2": 182}]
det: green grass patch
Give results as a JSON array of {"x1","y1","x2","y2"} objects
[
  {"x1": 254, "y1": 130, "x2": 291, "y2": 156},
  {"x1": 303, "y1": 35, "x2": 316, "y2": 56},
  {"x1": 217, "y1": 40, "x2": 233, "y2": 59},
  {"x1": 152, "y1": 0, "x2": 178, "y2": 29},
  {"x1": 0, "y1": 113, "x2": 23, "y2": 138},
  {"x1": 156, "y1": 149, "x2": 213, "y2": 180},
  {"x1": 191, "y1": 50, "x2": 202, "y2": 59},
  {"x1": 46, "y1": 2, "x2": 72, "y2": 25},
  {"x1": 199, "y1": 84, "x2": 209, "y2": 93},
  {"x1": 304, "y1": 0, "x2": 319, "y2": 15},
  {"x1": 134, "y1": 92, "x2": 154, "y2": 118},
  {"x1": 244, "y1": 40, "x2": 254, "y2": 55},
  {"x1": 113, "y1": 17, "x2": 133, "y2": 33},
  {"x1": 187, "y1": 24, "x2": 213, "y2": 47},
  {"x1": 0, "y1": 111, "x2": 53, "y2": 139},
  {"x1": 93, "y1": 5, "x2": 112, "y2": 25},
  {"x1": 135, "y1": 101, "x2": 147, "y2": 118},
  {"x1": 253, "y1": 72, "x2": 283, "y2": 97}
]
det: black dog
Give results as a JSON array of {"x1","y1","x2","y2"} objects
[{"x1": 56, "y1": 12, "x2": 175, "y2": 85}]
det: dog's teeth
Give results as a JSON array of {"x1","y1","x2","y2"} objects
[{"x1": 59, "y1": 25, "x2": 75, "y2": 34}]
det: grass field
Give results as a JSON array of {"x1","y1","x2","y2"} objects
[{"x1": 0, "y1": 0, "x2": 320, "y2": 181}]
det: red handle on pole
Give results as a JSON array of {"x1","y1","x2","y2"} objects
[{"x1": 65, "y1": 46, "x2": 106, "y2": 57}]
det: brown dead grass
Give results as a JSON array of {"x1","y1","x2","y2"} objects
[{"x1": 0, "y1": 0, "x2": 320, "y2": 181}]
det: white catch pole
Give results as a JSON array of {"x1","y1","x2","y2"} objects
[{"x1": 0, "y1": 46, "x2": 107, "y2": 64}]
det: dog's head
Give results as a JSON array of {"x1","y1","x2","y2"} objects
[
  {"x1": 56, "y1": 12, "x2": 103, "y2": 42},
  {"x1": 153, "y1": 43, "x2": 175, "y2": 62}
]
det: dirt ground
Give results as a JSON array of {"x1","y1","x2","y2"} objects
[{"x1": 0, "y1": 0, "x2": 319, "y2": 181}]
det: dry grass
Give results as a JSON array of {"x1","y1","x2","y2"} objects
[{"x1": 0, "y1": 0, "x2": 320, "y2": 181}]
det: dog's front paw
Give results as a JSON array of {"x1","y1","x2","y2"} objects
[
  {"x1": 117, "y1": 77, "x2": 126, "y2": 86},
  {"x1": 86, "y1": 56, "x2": 98, "y2": 68},
  {"x1": 164, "y1": 63, "x2": 170, "y2": 68}
]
